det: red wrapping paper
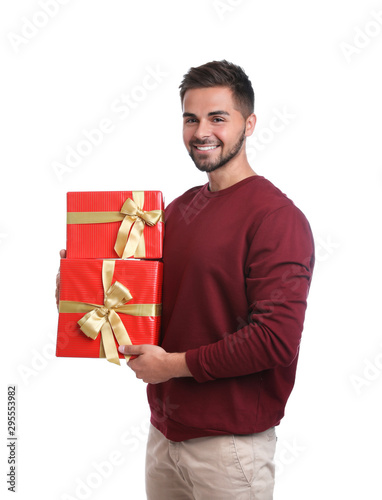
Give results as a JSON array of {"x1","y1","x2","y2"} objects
[
  {"x1": 66, "y1": 191, "x2": 164, "y2": 259},
  {"x1": 56, "y1": 259, "x2": 163, "y2": 360}
]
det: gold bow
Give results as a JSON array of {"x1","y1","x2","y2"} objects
[
  {"x1": 114, "y1": 191, "x2": 163, "y2": 258},
  {"x1": 59, "y1": 260, "x2": 161, "y2": 365}
]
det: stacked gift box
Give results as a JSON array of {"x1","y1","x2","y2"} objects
[{"x1": 56, "y1": 191, "x2": 164, "y2": 365}]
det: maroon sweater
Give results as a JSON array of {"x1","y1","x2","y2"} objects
[{"x1": 147, "y1": 176, "x2": 315, "y2": 441}]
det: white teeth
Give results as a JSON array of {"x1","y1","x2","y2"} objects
[{"x1": 196, "y1": 145, "x2": 218, "y2": 151}]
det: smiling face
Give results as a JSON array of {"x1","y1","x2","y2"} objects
[{"x1": 182, "y1": 87, "x2": 254, "y2": 173}]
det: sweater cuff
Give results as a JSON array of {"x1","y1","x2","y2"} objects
[{"x1": 185, "y1": 347, "x2": 215, "y2": 383}]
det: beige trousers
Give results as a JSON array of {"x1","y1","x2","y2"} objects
[{"x1": 145, "y1": 423, "x2": 276, "y2": 500}]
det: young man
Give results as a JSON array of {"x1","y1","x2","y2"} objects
[{"x1": 117, "y1": 60, "x2": 315, "y2": 499}]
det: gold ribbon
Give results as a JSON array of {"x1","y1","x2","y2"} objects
[
  {"x1": 114, "y1": 191, "x2": 163, "y2": 258},
  {"x1": 67, "y1": 191, "x2": 164, "y2": 259},
  {"x1": 59, "y1": 260, "x2": 162, "y2": 365}
]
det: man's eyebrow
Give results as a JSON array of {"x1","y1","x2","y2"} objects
[
  {"x1": 208, "y1": 110, "x2": 230, "y2": 116},
  {"x1": 182, "y1": 110, "x2": 230, "y2": 118}
]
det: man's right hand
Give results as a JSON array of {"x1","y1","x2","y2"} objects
[{"x1": 56, "y1": 249, "x2": 66, "y2": 310}]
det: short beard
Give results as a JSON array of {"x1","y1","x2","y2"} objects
[{"x1": 189, "y1": 128, "x2": 246, "y2": 173}]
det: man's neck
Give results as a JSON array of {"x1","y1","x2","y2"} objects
[{"x1": 207, "y1": 160, "x2": 257, "y2": 192}]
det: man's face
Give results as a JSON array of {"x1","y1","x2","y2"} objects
[{"x1": 182, "y1": 87, "x2": 251, "y2": 173}]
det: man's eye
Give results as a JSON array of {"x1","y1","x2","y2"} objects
[
  {"x1": 213, "y1": 117, "x2": 224, "y2": 122},
  {"x1": 185, "y1": 118, "x2": 196, "y2": 123}
]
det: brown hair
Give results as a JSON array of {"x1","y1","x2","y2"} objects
[{"x1": 179, "y1": 60, "x2": 255, "y2": 118}]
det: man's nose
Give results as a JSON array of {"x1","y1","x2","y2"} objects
[{"x1": 193, "y1": 120, "x2": 212, "y2": 140}]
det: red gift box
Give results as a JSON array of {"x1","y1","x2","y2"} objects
[
  {"x1": 66, "y1": 191, "x2": 164, "y2": 259},
  {"x1": 57, "y1": 259, "x2": 163, "y2": 365}
]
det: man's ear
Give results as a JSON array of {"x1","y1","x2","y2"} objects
[{"x1": 245, "y1": 114, "x2": 257, "y2": 137}]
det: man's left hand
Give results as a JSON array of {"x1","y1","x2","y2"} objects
[{"x1": 118, "y1": 344, "x2": 192, "y2": 384}]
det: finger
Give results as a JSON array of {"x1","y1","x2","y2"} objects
[
  {"x1": 118, "y1": 344, "x2": 145, "y2": 356},
  {"x1": 59, "y1": 249, "x2": 66, "y2": 258}
]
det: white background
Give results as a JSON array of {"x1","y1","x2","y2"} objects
[{"x1": 1, "y1": 1, "x2": 382, "y2": 499}]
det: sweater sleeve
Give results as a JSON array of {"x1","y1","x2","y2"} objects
[{"x1": 185, "y1": 204, "x2": 315, "y2": 382}]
